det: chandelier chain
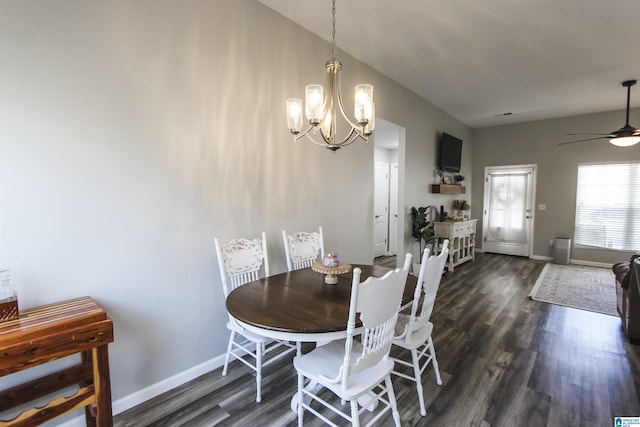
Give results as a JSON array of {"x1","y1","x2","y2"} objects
[{"x1": 331, "y1": 0, "x2": 337, "y2": 60}]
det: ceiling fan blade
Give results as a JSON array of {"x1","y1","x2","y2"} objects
[
  {"x1": 560, "y1": 81, "x2": 638, "y2": 147},
  {"x1": 559, "y1": 136, "x2": 608, "y2": 145}
]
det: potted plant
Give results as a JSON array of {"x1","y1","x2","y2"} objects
[
  {"x1": 454, "y1": 174, "x2": 465, "y2": 185},
  {"x1": 411, "y1": 206, "x2": 436, "y2": 273}
]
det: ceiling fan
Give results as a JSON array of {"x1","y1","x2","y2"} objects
[{"x1": 560, "y1": 79, "x2": 640, "y2": 147}]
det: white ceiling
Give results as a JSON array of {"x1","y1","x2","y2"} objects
[{"x1": 258, "y1": 0, "x2": 640, "y2": 129}]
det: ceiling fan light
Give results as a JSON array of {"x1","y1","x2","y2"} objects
[{"x1": 609, "y1": 136, "x2": 640, "y2": 147}]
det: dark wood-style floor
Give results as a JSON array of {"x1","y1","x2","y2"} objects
[
  {"x1": 114, "y1": 253, "x2": 640, "y2": 426},
  {"x1": 373, "y1": 255, "x2": 398, "y2": 269}
]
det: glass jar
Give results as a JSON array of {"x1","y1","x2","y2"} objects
[
  {"x1": 0, "y1": 268, "x2": 19, "y2": 322},
  {"x1": 322, "y1": 253, "x2": 339, "y2": 268}
]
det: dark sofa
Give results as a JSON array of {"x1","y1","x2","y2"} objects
[{"x1": 613, "y1": 254, "x2": 640, "y2": 342}]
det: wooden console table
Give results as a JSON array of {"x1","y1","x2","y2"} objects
[
  {"x1": 434, "y1": 219, "x2": 477, "y2": 272},
  {"x1": 0, "y1": 297, "x2": 114, "y2": 426}
]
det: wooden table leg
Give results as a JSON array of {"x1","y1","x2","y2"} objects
[
  {"x1": 82, "y1": 346, "x2": 113, "y2": 427},
  {"x1": 81, "y1": 350, "x2": 97, "y2": 427},
  {"x1": 92, "y1": 345, "x2": 113, "y2": 427}
]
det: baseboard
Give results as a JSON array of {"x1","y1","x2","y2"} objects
[
  {"x1": 530, "y1": 255, "x2": 552, "y2": 261},
  {"x1": 569, "y1": 259, "x2": 613, "y2": 268},
  {"x1": 112, "y1": 354, "x2": 226, "y2": 415},
  {"x1": 495, "y1": 253, "x2": 611, "y2": 268},
  {"x1": 56, "y1": 354, "x2": 226, "y2": 427}
]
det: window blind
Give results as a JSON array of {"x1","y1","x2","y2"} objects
[{"x1": 575, "y1": 163, "x2": 640, "y2": 251}]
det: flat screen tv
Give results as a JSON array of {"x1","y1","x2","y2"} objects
[{"x1": 439, "y1": 132, "x2": 462, "y2": 173}]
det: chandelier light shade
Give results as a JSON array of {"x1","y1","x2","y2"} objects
[
  {"x1": 354, "y1": 84, "x2": 374, "y2": 124},
  {"x1": 286, "y1": 98, "x2": 303, "y2": 132},
  {"x1": 286, "y1": 0, "x2": 375, "y2": 152}
]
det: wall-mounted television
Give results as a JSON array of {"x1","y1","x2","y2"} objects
[{"x1": 438, "y1": 132, "x2": 462, "y2": 173}]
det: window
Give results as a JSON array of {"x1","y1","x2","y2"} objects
[{"x1": 575, "y1": 162, "x2": 640, "y2": 251}]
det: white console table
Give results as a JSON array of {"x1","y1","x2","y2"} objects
[{"x1": 434, "y1": 219, "x2": 477, "y2": 272}]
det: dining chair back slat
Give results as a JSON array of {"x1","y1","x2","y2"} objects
[{"x1": 229, "y1": 270, "x2": 260, "y2": 293}]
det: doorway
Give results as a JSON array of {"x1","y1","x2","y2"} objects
[
  {"x1": 482, "y1": 164, "x2": 536, "y2": 257},
  {"x1": 373, "y1": 119, "x2": 404, "y2": 262}
]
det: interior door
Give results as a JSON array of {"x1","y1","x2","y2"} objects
[
  {"x1": 482, "y1": 165, "x2": 536, "y2": 257},
  {"x1": 374, "y1": 162, "x2": 390, "y2": 257}
]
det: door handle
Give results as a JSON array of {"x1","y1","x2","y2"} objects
[{"x1": 375, "y1": 215, "x2": 381, "y2": 218}]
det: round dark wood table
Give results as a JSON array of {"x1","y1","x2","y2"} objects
[{"x1": 225, "y1": 264, "x2": 417, "y2": 342}]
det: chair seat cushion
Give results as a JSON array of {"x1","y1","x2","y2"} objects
[
  {"x1": 294, "y1": 339, "x2": 394, "y2": 401},
  {"x1": 393, "y1": 314, "x2": 434, "y2": 348}
]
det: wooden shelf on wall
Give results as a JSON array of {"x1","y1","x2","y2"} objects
[{"x1": 430, "y1": 184, "x2": 466, "y2": 194}]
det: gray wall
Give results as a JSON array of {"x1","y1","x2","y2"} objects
[
  {"x1": 472, "y1": 108, "x2": 640, "y2": 264},
  {"x1": 0, "y1": 0, "x2": 469, "y2": 418}
]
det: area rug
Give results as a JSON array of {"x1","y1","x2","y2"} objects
[{"x1": 529, "y1": 262, "x2": 617, "y2": 316}]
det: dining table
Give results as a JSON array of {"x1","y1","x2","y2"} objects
[
  {"x1": 225, "y1": 263, "x2": 417, "y2": 344},
  {"x1": 225, "y1": 262, "x2": 416, "y2": 412}
]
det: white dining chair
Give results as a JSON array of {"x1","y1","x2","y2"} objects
[
  {"x1": 293, "y1": 253, "x2": 412, "y2": 427},
  {"x1": 282, "y1": 227, "x2": 325, "y2": 271},
  {"x1": 214, "y1": 231, "x2": 298, "y2": 403},
  {"x1": 391, "y1": 240, "x2": 449, "y2": 416}
]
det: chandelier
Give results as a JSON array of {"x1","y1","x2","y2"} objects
[{"x1": 285, "y1": 0, "x2": 375, "y2": 152}]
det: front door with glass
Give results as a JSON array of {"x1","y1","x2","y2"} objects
[{"x1": 482, "y1": 165, "x2": 536, "y2": 257}]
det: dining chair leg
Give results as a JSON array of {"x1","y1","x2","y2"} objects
[
  {"x1": 222, "y1": 330, "x2": 235, "y2": 376},
  {"x1": 350, "y1": 400, "x2": 360, "y2": 427},
  {"x1": 428, "y1": 336, "x2": 443, "y2": 386},
  {"x1": 256, "y1": 342, "x2": 263, "y2": 403},
  {"x1": 297, "y1": 373, "x2": 304, "y2": 427},
  {"x1": 385, "y1": 375, "x2": 401, "y2": 427},
  {"x1": 411, "y1": 348, "x2": 427, "y2": 416},
  {"x1": 296, "y1": 341, "x2": 302, "y2": 357}
]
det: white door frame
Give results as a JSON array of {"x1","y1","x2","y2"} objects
[
  {"x1": 373, "y1": 118, "x2": 405, "y2": 264},
  {"x1": 482, "y1": 164, "x2": 537, "y2": 257}
]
